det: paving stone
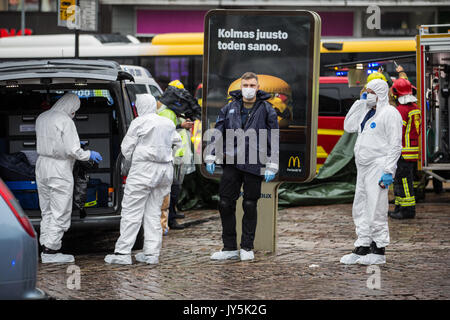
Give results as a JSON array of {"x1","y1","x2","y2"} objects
[{"x1": 37, "y1": 190, "x2": 450, "y2": 300}]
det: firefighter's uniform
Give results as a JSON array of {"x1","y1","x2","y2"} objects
[{"x1": 389, "y1": 78, "x2": 421, "y2": 219}]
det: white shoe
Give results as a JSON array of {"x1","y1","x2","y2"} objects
[
  {"x1": 104, "y1": 254, "x2": 132, "y2": 265},
  {"x1": 135, "y1": 252, "x2": 159, "y2": 264},
  {"x1": 357, "y1": 254, "x2": 386, "y2": 265},
  {"x1": 41, "y1": 252, "x2": 75, "y2": 264},
  {"x1": 340, "y1": 253, "x2": 363, "y2": 265},
  {"x1": 210, "y1": 250, "x2": 239, "y2": 260},
  {"x1": 240, "y1": 249, "x2": 254, "y2": 261}
]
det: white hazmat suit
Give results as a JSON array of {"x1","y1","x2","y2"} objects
[
  {"x1": 35, "y1": 93, "x2": 93, "y2": 262},
  {"x1": 105, "y1": 94, "x2": 182, "y2": 265},
  {"x1": 341, "y1": 79, "x2": 403, "y2": 264}
]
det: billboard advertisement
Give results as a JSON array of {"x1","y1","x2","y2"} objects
[{"x1": 202, "y1": 10, "x2": 321, "y2": 182}]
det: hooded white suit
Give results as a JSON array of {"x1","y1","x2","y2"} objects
[
  {"x1": 344, "y1": 79, "x2": 403, "y2": 249},
  {"x1": 113, "y1": 94, "x2": 182, "y2": 257},
  {"x1": 35, "y1": 93, "x2": 91, "y2": 251}
]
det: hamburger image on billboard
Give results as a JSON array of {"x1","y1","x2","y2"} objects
[{"x1": 227, "y1": 75, "x2": 293, "y2": 128}]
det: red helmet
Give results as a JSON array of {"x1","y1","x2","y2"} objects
[{"x1": 392, "y1": 78, "x2": 414, "y2": 97}]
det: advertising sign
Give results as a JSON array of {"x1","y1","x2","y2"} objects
[
  {"x1": 202, "y1": 10, "x2": 321, "y2": 182},
  {"x1": 57, "y1": 0, "x2": 98, "y2": 31}
]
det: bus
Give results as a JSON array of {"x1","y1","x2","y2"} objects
[{"x1": 0, "y1": 33, "x2": 417, "y2": 92}]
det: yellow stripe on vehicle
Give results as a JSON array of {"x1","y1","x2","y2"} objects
[
  {"x1": 317, "y1": 128, "x2": 344, "y2": 136},
  {"x1": 317, "y1": 146, "x2": 329, "y2": 159}
]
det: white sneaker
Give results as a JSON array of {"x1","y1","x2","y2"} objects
[
  {"x1": 41, "y1": 252, "x2": 75, "y2": 264},
  {"x1": 340, "y1": 253, "x2": 363, "y2": 265},
  {"x1": 104, "y1": 254, "x2": 132, "y2": 265},
  {"x1": 357, "y1": 254, "x2": 386, "y2": 265},
  {"x1": 210, "y1": 250, "x2": 239, "y2": 260},
  {"x1": 135, "y1": 252, "x2": 159, "y2": 264},
  {"x1": 240, "y1": 249, "x2": 254, "y2": 261}
]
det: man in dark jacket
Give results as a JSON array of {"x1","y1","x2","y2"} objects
[{"x1": 205, "y1": 72, "x2": 279, "y2": 261}]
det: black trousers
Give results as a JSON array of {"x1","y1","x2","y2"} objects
[
  {"x1": 168, "y1": 183, "x2": 181, "y2": 222},
  {"x1": 218, "y1": 165, "x2": 262, "y2": 251},
  {"x1": 393, "y1": 157, "x2": 416, "y2": 210}
]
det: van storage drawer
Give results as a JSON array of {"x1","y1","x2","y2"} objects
[
  {"x1": 10, "y1": 138, "x2": 111, "y2": 169},
  {"x1": 74, "y1": 113, "x2": 110, "y2": 135},
  {"x1": 5, "y1": 180, "x2": 39, "y2": 210},
  {"x1": 8, "y1": 113, "x2": 111, "y2": 136},
  {"x1": 8, "y1": 115, "x2": 37, "y2": 136},
  {"x1": 9, "y1": 140, "x2": 38, "y2": 165}
]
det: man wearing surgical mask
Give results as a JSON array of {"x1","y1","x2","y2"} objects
[
  {"x1": 205, "y1": 72, "x2": 279, "y2": 261},
  {"x1": 341, "y1": 78, "x2": 403, "y2": 265}
]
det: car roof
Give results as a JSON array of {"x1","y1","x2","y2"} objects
[
  {"x1": 120, "y1": 65, "x2": 153, "y2": 79},
  {"x1": 0, "y1": 59, "x2": 132, "y2": 84}
]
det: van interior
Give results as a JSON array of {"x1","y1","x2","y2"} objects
[{"x1": 0, "y1": 85, "x2": 124, "y2": 219}]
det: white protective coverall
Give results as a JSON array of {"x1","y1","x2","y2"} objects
[
  {"x1": 35, "y1": 93, "x2": 91, "y2": 251},
  {"x1": 343, "y1": 79, "x2": 403, "y2": 249},
  {"x1": 113, "y1": 94, "x2": 182, "y2": 258}
]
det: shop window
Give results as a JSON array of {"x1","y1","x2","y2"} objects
[
  {"x1": 363, "y1": 10, "x2": 436, "y2": 37},
  {"x1": 5, "y1": 0, "x2": 56, "y2": 11}
]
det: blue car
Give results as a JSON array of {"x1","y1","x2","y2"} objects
[{"x1": 0, "y1": 178, "x2": 47, "y2": 300}]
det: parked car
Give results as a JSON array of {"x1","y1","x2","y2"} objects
[
  {"x1": 120, "y1": 64, "x2": 163, "y2": 101},
  {"x1": 0, "y1": 178, "x2": 47, "y2": 299},
  {"x1": 0, "y1": 59, "x2": 138, "y2": 241}
]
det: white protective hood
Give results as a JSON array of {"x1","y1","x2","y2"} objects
[
  {"x1": 51, "y1": 93, "x2": 80, "y2": 117},
  {"x1": 135, "y1": 93, "x2": 156, "y2": 116},
  {"x1": 366, "y1": 78, "x2": 390, "y2": 111}
]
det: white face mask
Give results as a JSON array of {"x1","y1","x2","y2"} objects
[
  {"x1": 242, "y1": 87, "x2": 257, "y2": 100},
  {"x1": 366, "y1": 93, "x2": 378, "y2": 107}
]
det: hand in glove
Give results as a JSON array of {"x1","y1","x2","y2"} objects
[
  {"x1": 89, "y1": 151, "x2": 103, "y2": 163},
  {"x1": 206, "y1": 163, "x2": 215, "y2": 175},
  {"x1": 264, "y1": 170, "x2": 276, "y2": 183},
  {"x1": 378, "y1": 173, "x2": 393, "y2": 188},
  {"x1": 360, "y1": 92, "x2": 367, "y2": 100}
]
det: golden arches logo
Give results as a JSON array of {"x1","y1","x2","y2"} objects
[{"x1": 288, "y1": 156, "x2": 301, "y2": 168}]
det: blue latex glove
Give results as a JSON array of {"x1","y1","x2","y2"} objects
[
  {"x1": 206, "y1": 163, "x2": 215, "y2": 174},
  {"x1": 264, "y1": 170, "x2": 276, "y2": 183},
  {"x1": 89, "y1": 151, "x2": 103, "y2": 163},
  {"x1": 361, "y1": 92, "x2": 368, "y2": 100},
  {"x1": 378, "y1": 173, "x2": 394, "y2": 188}
]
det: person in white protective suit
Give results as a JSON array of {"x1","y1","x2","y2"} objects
[
  {"x1": 36, "y1": 93, "x2": 103, "y2": 264},
  {"x1": 105, "y1": 94, "x2": 182, "y2": 265},
  {"x1": 340, "y1": 78, "x2": 403, "y2": 265}
]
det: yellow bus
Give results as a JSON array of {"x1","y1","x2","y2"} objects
[{"x1": 140, "y1": 32, "x2": 416, "y2": 92}]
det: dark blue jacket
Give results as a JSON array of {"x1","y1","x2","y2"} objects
[{"x1": 211, "y1": 89, "x2": 279, "y2": 176}]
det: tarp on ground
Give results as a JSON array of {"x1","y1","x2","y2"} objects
[
  {"x1": 178, "y1": 132, "x2": 358, "y2": 211},
  {"x1": 278, "y1": 132, "x2": 357, "y2": 207}
]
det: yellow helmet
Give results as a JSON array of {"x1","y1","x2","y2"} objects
[
  {"x1": 168, "y1": 80, "x2": 184, "y2": 89},
  {"x1": 367, "y1": 72, "x2": 387, "y2": 83}
]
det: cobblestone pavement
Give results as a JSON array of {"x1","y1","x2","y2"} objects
[{"x1": 37, "y1": 190, "x2": 450, "y2": 300}]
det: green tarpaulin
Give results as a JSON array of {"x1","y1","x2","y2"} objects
[{"x1": 178, "y1": 132, "x2": 358, "y2": 211}]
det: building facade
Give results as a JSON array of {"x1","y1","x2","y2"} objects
[{"x1": 0, "y1": 0, "x2": 449, "y2": 38}]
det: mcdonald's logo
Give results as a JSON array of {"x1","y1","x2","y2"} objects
[{"x1": 288, "y1": 156, "x2": 301, "y2": 168}]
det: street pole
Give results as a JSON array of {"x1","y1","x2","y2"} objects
[
  {"x1": 75, "y1": 0, "x2": 79, "y2": 58},
  {"x1": 21, "y1": 0, "x2": 25, "y2": 35}
]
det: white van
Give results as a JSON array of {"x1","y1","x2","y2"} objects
[{"x1": 120, "y1": 65, "x2": 163, "y2": 101}]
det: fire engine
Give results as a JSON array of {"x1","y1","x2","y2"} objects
[{"x1": 416, "y1": 24, "x2": 450, "y2": 186}]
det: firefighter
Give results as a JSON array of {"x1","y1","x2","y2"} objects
[{"x1": 389, "y1": 78, "x2": 421, "y2": 219}]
